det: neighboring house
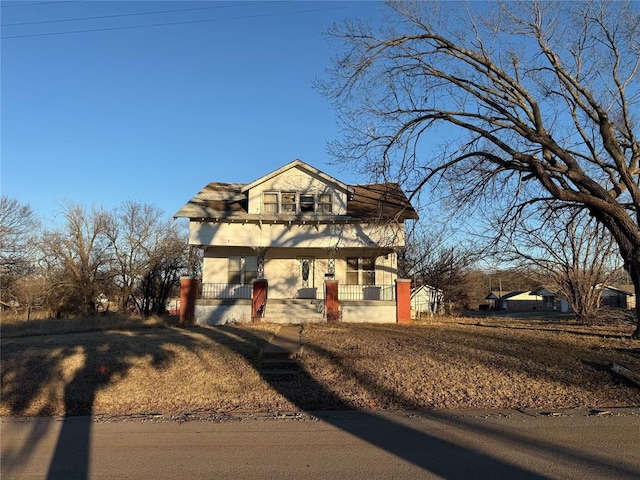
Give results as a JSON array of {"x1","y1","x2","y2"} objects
[
  {"x1": 174, "y1": 159, "x2": 418, "y2": 325},
  {"x1": 600, "y1": 284, "x2": 636, "y2": 310},
  {"x1": 484, "y1": 290, "x2": 544, "y2": 312},
  {"x1": 534, "y1": 284, "x2": 636, "y2": 313},
  {"x1": 411, "y1": 284, "x2": 443, "y2": 317},
  {"x1": 532, "y1": 286, "x2": 570, "y2": 313}
]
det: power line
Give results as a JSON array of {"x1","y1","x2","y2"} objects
[
  {"x1": 2, "y1": 2, "x2": 262, "y2": 26},
  {"x1": 1, "y1": 4, "x2": 350, "y2": 39},
  {"x1": 1, "y1": 1, "x2": 79, "y2": 8}
]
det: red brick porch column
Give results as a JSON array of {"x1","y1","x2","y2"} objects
[
  {"x1": 325, "y1": 280, "x2": 339, "y2": 323},
  {"x1": 179, "y1": 277, "x2": 198, "y2": 326},
  {"x1": 252, "y1": 279, "x2": 268, "y2": 321},
  {"x1": 395, "y1": 279, "x2": 412, "y2": 324}
]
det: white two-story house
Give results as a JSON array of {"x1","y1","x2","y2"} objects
[{"x1": 174, "y1": 159, "x2": 418, "y2": 325}]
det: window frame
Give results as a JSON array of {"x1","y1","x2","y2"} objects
[
  {"x1": 263, "y1": 192, "x2": 279, "y2": 214},
  {"x1": 261, "y1": 191, "x2": 334, "y2": 215},
  {"x1": 346, "y1": 257, "x2": 376, "y2": 285},
  {"x1": 228, "y1": 256, "x2": 258, "y2": 285}
]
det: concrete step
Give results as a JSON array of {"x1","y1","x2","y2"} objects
[{"x1": 265, "y1": 316, "x2": 325, "y2": 324}]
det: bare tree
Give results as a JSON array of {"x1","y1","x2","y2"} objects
[
  {"x1": 41, "y1": 202, "x2": 112, "y2": 315},
  {"x1": 133, "y1": 227, "x2": 188, "y2": 316},
  {"x1": 0, "y1": 196, "x2": 39, "y2": 304},
  {"x1": 322, "y1": 0, "x2": 640, "y2": 336},
  {"x1": 504, "y1": 209, "x2": 623, "y2": 322},
  {"x1": 400, "y1": 228, "x2": 477, "y2": 312},
  {"x1": 104, "y1": 201, "x2": 185, "y2": 313}
]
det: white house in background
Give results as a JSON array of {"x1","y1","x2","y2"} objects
[
  {"x1": 411, "y1": 284, "x2": 444, "y2": 317},
  {"x1": 484, "y1": 290, "x2": 544, "y2": 312},
  {"x1": 174, "y1": 159, "x2": 418, "y2": 325}
]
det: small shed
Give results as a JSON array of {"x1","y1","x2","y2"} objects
[{"x1": 411, "y1": 284, "x2": 443, "y2": 317}]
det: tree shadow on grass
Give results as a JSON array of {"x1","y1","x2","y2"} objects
[
  {"x1": 1, "y1": 325, "x2": 208, "y2": 479},
  {"x1": 2, "y1": 320, "x2": 639, "y2": 479},
  {"x1": 195, "y1": 326, "x2": 549, "y2": 479},
  {"x1": 298, "y1": 335, "x2": 640, "y2": 479}
]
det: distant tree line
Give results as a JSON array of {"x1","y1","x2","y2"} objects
[
  {"x1": 399, "y1": 211, "x2": 625, "y2": 324},
  {"x1": 1, "y1": 195, "x2": 200, "y2": 319}
]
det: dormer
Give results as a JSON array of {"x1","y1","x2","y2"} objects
[{"x1": 241, "y1": 159, "x2": 354, "y2": 216}]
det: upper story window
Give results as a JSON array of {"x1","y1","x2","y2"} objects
[
  {"x1": 262, "y1": 191, "x2": 332, "y2": 215},
  {"x1": 263, "y1": 193, "x2": 278, "y2": 213},
  {"x1": 281, "y1": 192, "x2": 297, "y2": 213},
  {"x1": 317, "y1": 193, "x2": 332, "y2": 214},
  {"x1": 300, "y1": 194, "x2": 315, "y2": 212}
]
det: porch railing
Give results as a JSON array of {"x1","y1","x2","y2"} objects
[
  {"x1": 199, "y1": 283, "x2": 395, "y2": 301},
  {"x1": 200, "y1": 283, "x2": 252, "y2": 300},
  {"x1": 339, "y1": 284, "x2": 395, "y2": 301}
]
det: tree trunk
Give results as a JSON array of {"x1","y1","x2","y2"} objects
[{"x1": 628, "y1": 262, "x2": 640, "y2": 339}]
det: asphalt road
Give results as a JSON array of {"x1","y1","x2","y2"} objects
[{"x1": 2, "y1": 408, "x2": 639, "y2": 479}]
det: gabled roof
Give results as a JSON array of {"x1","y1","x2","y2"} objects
[
  {"x1": 411, "y1": 284, "x2": 443, "y2": 298},
  {"x1": 602, "y1": 284, "x2": 635, "y2": 296},
  {"x1": 240, "y1": 159, "x2": 354, "y2": 195},
  {"x1": 485, "y1": 290, "x2": 539, "y2": 300},
  {"x1": 174, "y1": 161, "x2": 418, "y2": 222}
]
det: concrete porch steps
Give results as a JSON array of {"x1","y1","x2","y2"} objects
[
  {"x1": 262, "y1": 299, "x2": 325, "y2": 324},
  {"x1": 259, "y1": 325, "x2": 303, "y2": 380}
]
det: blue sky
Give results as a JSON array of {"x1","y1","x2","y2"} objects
[{"x1": 2, "y1": 0, "x2": 386, "y2": 224}]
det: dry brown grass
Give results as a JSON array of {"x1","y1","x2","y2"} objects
[
  {"x1": 0, "y1": 313, "x2": 166, "y2": 338},
  {"x1": 300, "y1": 319, "x2": 640, "y2": 410},
  {"x1": 1, "y1": 316, "x2": 639, "y2": 417}
]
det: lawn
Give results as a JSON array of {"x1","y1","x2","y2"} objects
[{"x1": 1, "y1": 316, "x2": 639, "y2": 417}]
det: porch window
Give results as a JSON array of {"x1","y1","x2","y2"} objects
[
  {"x1": 346, "y1": 257, "x2": 375, "y2": 285},
  {"x1": 263, "y1": 193, "x2": 278, "y2": 214},
  {"x1": 228, "y1": 256, "x2": 258, "y2": 284}
]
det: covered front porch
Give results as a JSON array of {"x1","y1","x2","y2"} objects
[{"x1": 180, "y1": 277, "x2": 411, "y2": 326}]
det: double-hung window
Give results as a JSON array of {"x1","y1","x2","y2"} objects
[
  {"x1": 300, "y1": 194, "x2": 315, "y2": 213},
  {"x1": 281, "y1": 192, "x2": 297, "y2": 213},
  {"x1": 228, "y1": 256, "x2": 258, "y2": 285},
  {"x1": 263, "y1": 193, "x2": 278, "y2": 213},
  {"x1": 317, "y1": 193, "x2": 332, "y2": 214},
  {"x1": 262, "y1": 191, "x2": 334, "y2": 215},
  {"x1": 346, "y1": 257, "x2": 375, "y2": 285}
]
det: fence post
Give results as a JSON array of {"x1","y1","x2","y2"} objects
[
  {"x1": 179, "y1": 276, "x2": 198, "y2": 326},
  {"x1": 395, "y1": 279, "x2": 411, "y2": 324},
  {"x1": 325, "y1": 280, "x2": 339, "y2": 323}
]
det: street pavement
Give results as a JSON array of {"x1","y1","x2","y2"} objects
[{"x1": 2, "y1": 408, "x2": 639, "y2": 479}]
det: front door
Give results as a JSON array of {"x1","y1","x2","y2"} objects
[{"x1": 297, "y1": 257, "x2": 316, "y2": 298}]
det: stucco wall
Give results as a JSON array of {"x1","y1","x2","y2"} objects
[
  {"x1": 195, "y1": 299, "x2": 252, "y2": 326},
  {"x1": 340, "y1": 301, "x2": 397, "y2": 323},
  {"x1": 190, "y1": 221, "x2": 405, "y2": 249}
]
